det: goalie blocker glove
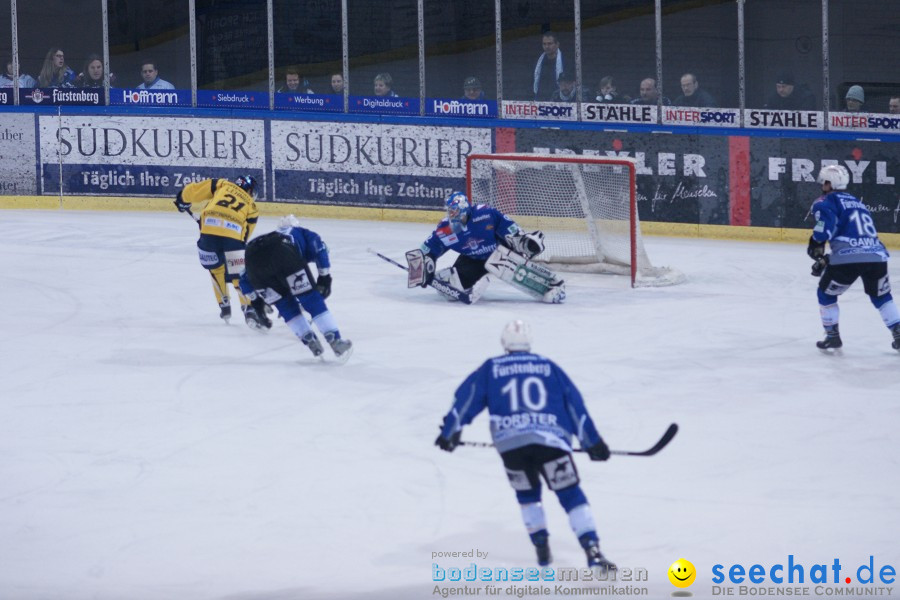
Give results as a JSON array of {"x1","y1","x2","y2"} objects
[{"x1": 316, "y1": 274, "x2": 332, "y2": 299}]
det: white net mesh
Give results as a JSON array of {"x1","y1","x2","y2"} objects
[{"x1": 468, "y1": 153, "x2": 683, "y2": 286}]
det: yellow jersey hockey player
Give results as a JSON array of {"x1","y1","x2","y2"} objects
[{"x1": 174, "y1": 175, "x2": 269, "y2": 329}]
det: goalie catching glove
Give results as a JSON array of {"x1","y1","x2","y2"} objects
[{"x1": 505, "y1": 230, "x2": 546, "y2": 259}]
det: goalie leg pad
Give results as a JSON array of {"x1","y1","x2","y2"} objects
[
  {"x1": 405, "y1": 249, "x2": 435, "y2": 288},
  {"x1": 486, "y1": 246, "x2": 565, "y2": 301}
]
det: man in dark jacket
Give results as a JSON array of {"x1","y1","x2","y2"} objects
[
  {"x1": 673, "y1": 73, "x2": 717, "y2": 107},
  {"x1": 764, "y1": 72, "x2": 816, "y2": 110}
]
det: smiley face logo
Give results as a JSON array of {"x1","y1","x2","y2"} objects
[{"x1": 668, "y1": 558, "x2": 696, "y2": 588}]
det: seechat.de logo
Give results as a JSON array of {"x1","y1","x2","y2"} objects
[{"x1": 669, "y1": 558, "x2": 697, "y2": 588}]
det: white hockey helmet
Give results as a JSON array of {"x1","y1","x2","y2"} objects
[
  {"x1": 816, "y1": 164, "x2": 849, "y2": 190},
  {"x1": 501, "y1": 320, "x2": 533, "y2": 352},
  {"x1": 278, "y1": 213, "x2": 302, "y2": 230}
]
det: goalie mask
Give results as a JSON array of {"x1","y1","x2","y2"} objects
[
  {"x1": 234, "y1": 175, "x2": 259, "y2": 200},
  {"x1": 816, "y1": 165, "x2": 849, "y2": 191},
  {"x1": 501, "y1": 319, "x2": 533, "y2": 352},
  {"x1": 445, "y1": 192, "x2": 471, "y2": 233}
]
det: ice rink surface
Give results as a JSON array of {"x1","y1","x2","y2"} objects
[{"x1": 1, "y1": 210, "x2": 898, "y2": 600}]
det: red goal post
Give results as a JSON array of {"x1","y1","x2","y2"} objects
[{"x1": 465, "y1": 153, "x2": 683, "y2": 287}]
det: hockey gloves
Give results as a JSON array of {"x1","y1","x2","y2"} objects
[
  {"x1": 807, "y1": 235, "x2": 826, "y2": 259},
  {"x1": 316, "y1": 274, "x2": 333, "y2": 299},
  {"x1": 585, "y1": 438, "x2": 611, "y2": 461},
  {"x1": 811, "y1": 255, "x2": 829, "y2": 277},
  {"x1": 173, "y1": 193, "x2": 191, "y2": 213},
  {"x1": 435, "y1": 431, "x2": 461, "y2": 452}
]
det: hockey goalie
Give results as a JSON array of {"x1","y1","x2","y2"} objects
[{"x1": 405, "y1": 191, "x2": 566, "y2": 304}]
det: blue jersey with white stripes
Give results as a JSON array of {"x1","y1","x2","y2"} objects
[
  {"x1": 439, "y1": 352, "x2": 602, "y2": 453},
  {"x1": 811, "y1": 191, "x2": 889, "y2": 264},
  {"x1": 421, "y1": 204, "x2": 521, "y2": 261},
  {"x1": 282, "y1": 225, "x2": 331, "y2": 274}
]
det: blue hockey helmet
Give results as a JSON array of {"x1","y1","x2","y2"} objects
[
  {"x1": 445, "y1": 191, "x2": 471, "y2": 232},
  {"x1": 234, "y1": 175, "x2": 258, "y2": 200}
]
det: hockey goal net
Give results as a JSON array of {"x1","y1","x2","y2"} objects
[{"x1": 466, "y1": 153, "x2": 683, "y2": 287}]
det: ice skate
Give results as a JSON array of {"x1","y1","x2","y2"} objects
[
  {"x1": 580, "y1": 534, "x2": 615, "y2": 571},
  {"x1": 243, "y1": 305, "x2": 271, "y2": 330},
  {"x1": 325, "y1": 331, "x2": 353, "y2": 362},
  {"x1": 219, "y1": 302, "x2": 231, "y2": 323},
  {"x1": 891, "y1": 323, "x2": 900, "y2": 351},
  {"x1": 816, "y1": 325, "x2": 842, "y2": 351},
  {"x1": 301, "y1": 332, "x2": 325, "y2": 357},
  {"x1": 531, "y1": 531, "x2": 552, "y2": 567}
]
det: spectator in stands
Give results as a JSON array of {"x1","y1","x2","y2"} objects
[
  {"x1": 889, "y1": 96, "x2": 900, "y2": 115},
  {"x1": 533, "y1": 31, "x2": 563, "y2": 101},
  {"x1": 75, "y1": 54, "x2": 116, "y2": 88},
  {"x1": 595, "y1": 76, "x2": 629, "y2": 104},
  {"x1": 38, "y1": 47, "x2": 76, "y2": 88},
  {"x1": 0, "y1": 53, "x2": 37, "y2": 88},
  {"x1": 844, "y1": 85, "x2": 865, "y2": 112},
  {"x1": 137, "y1": 60, "x2": 174, "y2": 90},
  {"x1": 673, "y1": 72, "x2": 717, "y2": 107},
  {"x1": 373, "y1": 73, "x2": 398, "y2": 97},
  {"x1": 630, "y1": 78, "x2": 670, "y2": 106},
  {"x1": 462, "y1": 76, "x2": 485, "y2": 101},
  {"x1": 330, "y1": 72, "x2": 344, "y2": 94},
  {"x1": 764, "y1": 72, "x2": 815, "y2": 110},
  {"x1": 551, "y1": 71, "x2": 590, "y2": 103},
  {"x1": 278, "y1": 67, "x2": 313, "y2": 93}
]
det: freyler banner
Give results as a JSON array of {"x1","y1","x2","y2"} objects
[
  {"x1": 750, "y1": 137, "x2": 900, "y2": 233},
  {"x1": 512, "y1": 128, "x2": 731, "y2": 225}
]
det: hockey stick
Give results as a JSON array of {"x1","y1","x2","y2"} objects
[
  {"x1": 460, "y1": 423, "x2": 678, "y2": 457},
  {"x1": 184, "y1": 206, "x2": 201, "y2": 228},
  {"x1": 367, "y1": 248, "x2": 474, "y2": 305}
]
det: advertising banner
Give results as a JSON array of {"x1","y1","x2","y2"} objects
[
  {"x1": 38, "y1": 115, "x2": 266, "y2": 196},
  {"x1": 743, "y1": 109, "x2": 824, "y2": 130},
  {"x1": 196, "y1": 90, "x2": 269, "y2": 109},
  {"x1": 270, "y1": 121, "x2": 492, "y2": 208},
  {"x1": 513, "y1": 128, "x2": 731, "y2": 225},
  {"x1": 750, "y1": 137, "x2": 900, "y2": 233},
  {"x1": 828, "y1": 111, "x2": 900, "y2": 134},
  {"x1": 20, "y1": 88, "x2": 103, "y2": 106},
  {"x1": 110, "y1": 88, "x2": 192, "y2": 107},
  {"x1": 426, "y1": 98, "x2": 497, "y2": 119},
  {"x1": 661, "y1": 107, "x2": 740, "y2": 128},
  {"x1": 274, "y1": 93, "x2": 343, "y2": 112},
  {"x1": 582, "y1": 102, "x2": 658, "y2": 125},
  {"x1": 349, "y1": 95, "x2": 420, "y2": 116},
  {"x1": 0, "y1": 113, "x2": 38, "y2": 195},
  {"x1": 501, "y1": 101, "x2": 576, "y2": 121}
]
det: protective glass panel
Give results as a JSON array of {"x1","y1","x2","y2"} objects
[
  {"x1": 581, "y1": 0, "x2": 655, "y2": 106},
  {"x1": 348, "y1": 0, "x2": 420, "y2": 111},
  {"x1": 109, "y1": 0, "x2": 191, "y2": 104},
  {"x1": 196, "y1": 0, "x2": 269, "y2": 100},
  {"x1": 746, "y1": 0, "x2": 823, "y2": 110},
  {"x1": 273, "y1": 0, "x2": 343, "y2": 97},
  {"x1": 501, "y1": 0, "x2": 575, "y2": 102},
  {"x1": 17, "y1": 0, "x2": 103, "y2": 97},
  {"x1": 828, "y1": 0, "x2": 900, "y2": 115},
  {"x1": 423, "y1": 0, "x2": 496, "y2": 103},
  {"x1": 661, "y1": 0, "x2": 738, "y2": 109}
]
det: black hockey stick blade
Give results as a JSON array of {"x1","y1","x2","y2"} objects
[
  {"x1": 609, "y1": 423, "x2": 678, "y2": 456},
  {"x1": 367, "y1": 248, "x2": 473, "y2": 305},
  {"x1": 459, "y1": 423, "x2": 678, "y2": 457}
]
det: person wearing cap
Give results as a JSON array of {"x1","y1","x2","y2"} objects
[
  {"x1": 764, "y1": 71, "x2": 815, "y2": 110},
  {"x1": 844, "y1": 85, "x2": 865, "y2": 112},
  {"x1": 673, "y1": 72, "x2": 717, "y2": 108},
  {"x1": 550, "y1": 71, "x2": 591, "y2": 103},
  {"x1": 462, "y1": 76, "x2": 485, "y2": 101}
]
